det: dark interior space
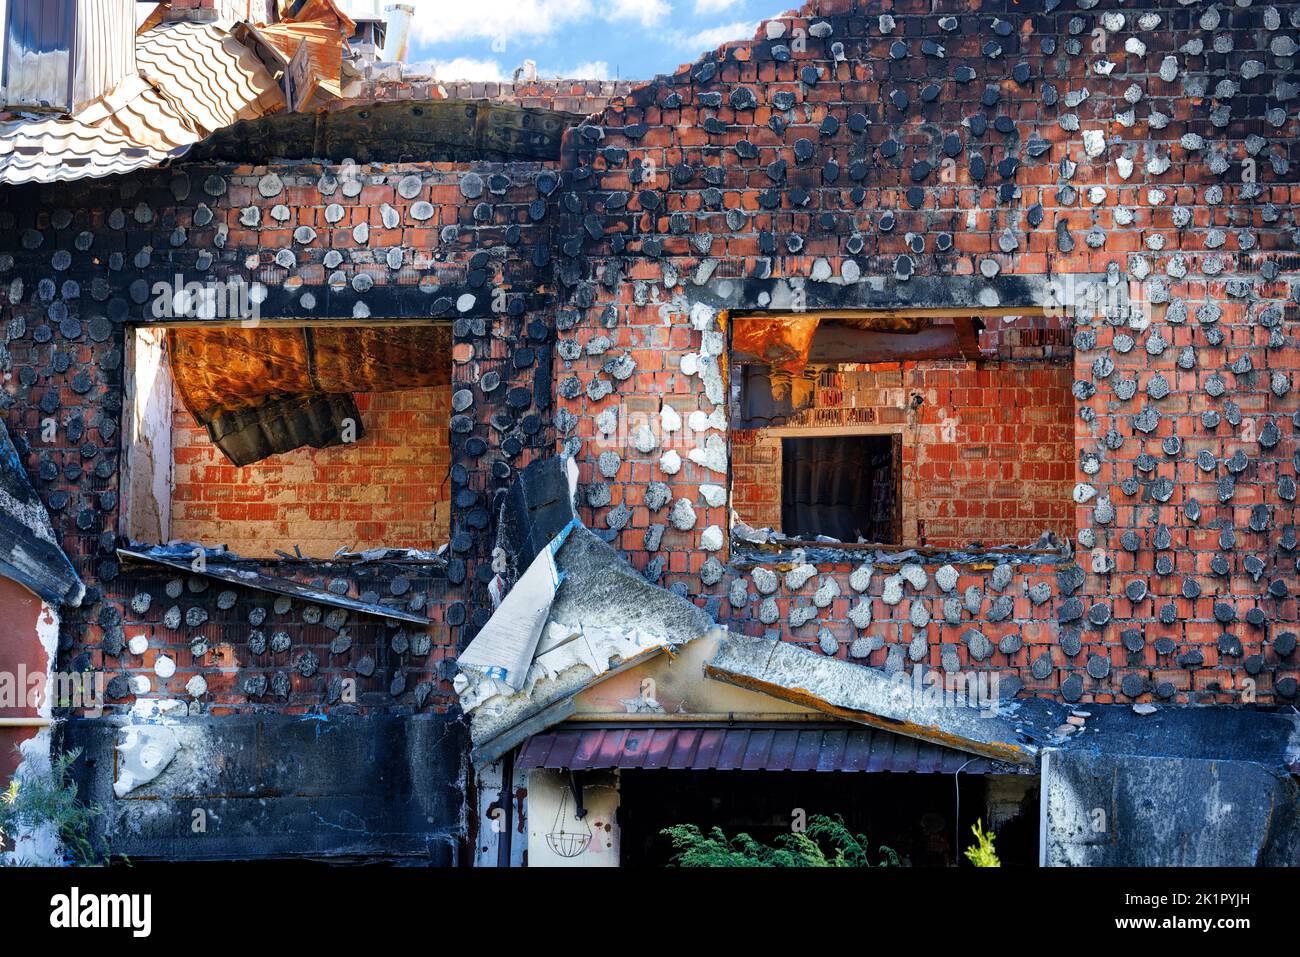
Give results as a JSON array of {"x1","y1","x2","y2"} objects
[
  {"x1": 617, "y1": 769, "x2": 1036, "y2": 867},
  {"x1": 781, "y1": 434, "x2": 899, "y2": 543}
]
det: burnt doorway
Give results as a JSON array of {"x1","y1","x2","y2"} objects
[
  {"x1": 780, "y1": 434, "x2": 901, "y2": 543},
  {"x1": 617, "y1": 768, "x2": 999, "y2": 867}
]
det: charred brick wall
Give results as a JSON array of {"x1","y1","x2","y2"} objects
[
  {"x1": 547, "y1": 0, "x2": 1300, "y2": 706},
  {"x1": 0, "y1": 149, "x2": 561, "y2": 857},
  {"x1": 2, "y1": 0, "x2": 1300, "y2": 860},
  {"x1": 0, "y1": 157, "x2": 558, "y2": 721}
]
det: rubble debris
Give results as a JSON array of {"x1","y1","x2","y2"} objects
[{"x1": 113, "y1": 725, "x2": 180, "y2": 798}]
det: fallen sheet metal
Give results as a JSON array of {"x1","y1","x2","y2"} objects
[
  {"x1": 704, "y1": 632, "x2": 1037, "y2": 766},
  {"x1": 117, "y1": 546, "x2": 429, "y2": 624},
  {"x1": 0, "y1": 419, "x2": 85, "y2": 607}
]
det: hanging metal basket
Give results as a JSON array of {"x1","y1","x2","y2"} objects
[{"x1": 545, "y1": 778, "x2": 592, "y2": 858}]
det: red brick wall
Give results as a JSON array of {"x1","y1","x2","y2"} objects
[
  {"x1": 733, "y1": 360, "x2": 1074, "y2": 547},
  {"x1": 170, "y1": 381, "x2": 450, "y2": 558},
  {"x1": 549, "y1": 2, "x2": 1300, "y2": 707}
]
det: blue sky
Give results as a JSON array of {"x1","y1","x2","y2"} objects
[{"x1": 400, "y1": 0, "x2": 784, "y2": 83}]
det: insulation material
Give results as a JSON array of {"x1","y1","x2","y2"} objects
[
  {"x1": 731, "y1": 314, "x2": 822, "y2": 373},
  {"x1": 113, "y1": 725, "x2": 180, "y2": 798},
  {"x1": 168, "y1": 324, "x2": 450, "y2": 465},
  {"x1": 457, "y1": 520, "x2": 577, "y2": 692},
  {"x1": 731, "y1": 313, "x2": 930, "y2": 373}
]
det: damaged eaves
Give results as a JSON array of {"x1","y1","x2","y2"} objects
[
  {"x1": 518, "y1": 724, "x2": 1030, "y2": 774},
  {"x1": 457, "y1": 458, "x2": 715, "y2": 765},
  {"x1": 117, "y1": 546, "x2": 433, "y2": 624},
  {"x1": 461, "y1": 523, "x2": 715, "y2": 765},
  {"x1": 187, "y1": 98, "x2": 584, "y2": 164},
  {"x1": 705, "y1": 631, "x2": 1043, "y2": 766}
]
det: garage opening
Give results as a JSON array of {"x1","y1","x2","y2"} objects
[
  {"x1": 122, "y1": 321, "x2": 451, "y2": 560},
  {"x1": 617, "y1": 768, "x2": 1039, "y2": 867}
]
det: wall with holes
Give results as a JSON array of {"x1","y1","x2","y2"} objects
[
  {"x1": 0, "y1": 157, "x2": 558, "y2": 720},
  {"x1": 549, "y1": 0, "x2": 1300, "y2": 706}
]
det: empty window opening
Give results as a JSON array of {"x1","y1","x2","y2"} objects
[
  {"x1": 730, "y1": 311, "x2": 1074, "y2": 551},
  {"x1": 122, "y1": 322, "x2": 451, "y2": 560},
  {"x1": 780, "y1": 434, "x2": 901, "y2": 544}
]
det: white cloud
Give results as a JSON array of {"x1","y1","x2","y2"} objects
[
  {"x1": 430, "y1": 57, "x2": 507, "y2": 81},
  {"x1": 693, "y1": 0, "x2": 741, "y2": 13},
  {"x1": 411, "y1": 0, "x2": 593, "y2": 45},
  {"x1": 673, "y1": 20, "x2": 756, "y2": 51},
  {"x1": 604, "y1": 0, "x2": 673, "y2": 28},
  {"x1": 562, "y1": 60, "x2": 612, "y2": 80}
]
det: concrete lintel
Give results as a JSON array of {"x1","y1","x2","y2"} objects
[{"x1": 704, "y1": 632, "x2": 1036, "y2": 767}]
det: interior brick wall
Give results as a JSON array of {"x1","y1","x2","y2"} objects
[
  {"x1": 170, "y1": 381, "x2": 450, "y2": 558},
  {"x1": 732, "y1": 360, "x2": 1075, "y2": 547}
]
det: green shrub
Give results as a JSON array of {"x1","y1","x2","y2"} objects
[
  {"x1": 0, "y1": 747, "x2": 112, "y2": 866},
  {"x1": 662, "y1": 813, "x2": 901, "y2": 867}
]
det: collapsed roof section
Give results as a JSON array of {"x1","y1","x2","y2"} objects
[
  {"x1": 455, "y1": 457, "x2": 715, "y2": 765},
  {"x1": 0, "y1": 420, "x2": 85, "y2": 607},
  {"x1": 244, "y1": 0, "x2": 355, "y2": 109},
  {"x1": 0, "y1": 20, "x2": 283, "y2": 185}
]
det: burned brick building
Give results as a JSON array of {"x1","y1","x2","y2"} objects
[{"x1": 0, "y1": 0, "x2": 1298, "y2": 867}]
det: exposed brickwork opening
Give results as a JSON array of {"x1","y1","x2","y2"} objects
[
  {"x1": 122, "y1": 324, "x2": 451, "y2": 559},
  {"x1": 731, "y1": 315, "x2": 1075, "y2": 550}
]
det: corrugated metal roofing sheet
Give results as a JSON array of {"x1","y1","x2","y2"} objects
[
  {"x1": 0, "y1": 21, "x2": 282, "y2": 185},
  {"x1": 518, "y1": 726, "x2": 1016, "y2": 774}
]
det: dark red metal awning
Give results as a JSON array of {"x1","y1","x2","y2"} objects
[{"x1": 517, "y1": 726, "x2": 1019, "y2": 774}]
